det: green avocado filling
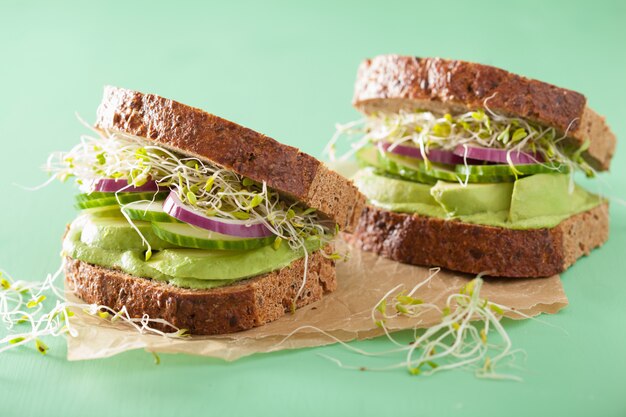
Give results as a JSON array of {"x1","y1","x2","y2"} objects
[
  {"x1": 354, "y1": 167, "x2": 603, "y2": 230},
  {"x1": 63, "y1": 215, "x2": 322, "y2": 289}
]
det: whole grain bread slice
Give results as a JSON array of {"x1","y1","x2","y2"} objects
[
  {"x1": 346, "y1": 202, "x2": 609, "y2": 278},
  {"x1": 95, "y1": 86, "x2": 365, "y2": 232},
  {"x1": 353, "y1": 55, "x2": 616, "y2": 171},
  {"x1": 65, "y1": 249, "x2": 336, "y2": 335}
]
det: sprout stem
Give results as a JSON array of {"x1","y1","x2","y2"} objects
[
  {"x1": 277, "y1": 273, "x2": 527, "y2": 380},
  {"x1": 0, "y1": 265, "x2": 188, "y2": 356}
]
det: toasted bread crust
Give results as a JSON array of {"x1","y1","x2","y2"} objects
[
  {"x1": 353, "y1": 55, "x2": 616, "y2": 171},
  {"x1": 65, "y1": 251, "x2": 336, "y2": 335},
  {"x1": 95, "y1": 86, "x2": 365, "y2": 232},
  {"x1": 346, "y1": 202, "x2": 609, "y2": 278}
]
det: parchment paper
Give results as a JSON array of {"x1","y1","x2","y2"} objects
[{"x1": 66, "y1": 241, "x2": 568, "y2": 361}]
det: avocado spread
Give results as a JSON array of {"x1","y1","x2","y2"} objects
[
  {"x1": 353, "y1": 168, "x2": 603, "y2": 230},
  {"x1": 63, "y1": 215, "x2": 320, "y2": 289}
]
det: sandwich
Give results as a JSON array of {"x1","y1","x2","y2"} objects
[
  {"x1": 52, "y1": 86, "x2": 365, "y2": 335},
  {"x1": 332, "y1": 55, "x2": 616, "y2": 278}
]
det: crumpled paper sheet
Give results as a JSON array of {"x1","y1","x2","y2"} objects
[{"x1": 66, "y1": 241, "x2": 568, "y2": 361}]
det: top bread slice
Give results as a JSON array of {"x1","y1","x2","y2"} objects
[
  {"x1": 353, "y1": 55, "x2": 616, "y2": 171},
  {"x1": 95, "y1": 86, "x2": 366, "y2": 232}
]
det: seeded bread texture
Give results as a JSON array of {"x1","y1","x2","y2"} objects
[
  {"x1": 353, "y1": 55, "x2": 616, "y2": 171},
  {"x1": 95, "y1": 86, "x2": 365, "y2": 232},
  {"x1": 346, "y1": 202, "x2": 609, "y2": 278},
  {"x1": 65, "y1": 250, "x2": 336, "y2": 335}
]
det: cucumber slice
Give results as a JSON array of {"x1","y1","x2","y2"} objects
[
  {"x1": 378, "y1": 153, "x2": 438, "y2": 184},
  {"x1": 152, "y1": 222, "x2": 274, "y2": 251},
  {"x1": 80, "y1": 216, "x2": 175, "y2": 251},
  {"x1": 80, "y1": 205, "x2": 124, "y2": 218},
  {"x1": 357, "y1": 144, "x2": 519, "y2": 183},
  {"x1": 75, "y1": 191, "x2": 168, "y2": 209},
  {"x1": 75, "y1": 191, "x2": 126, "y2": 202},
  {"x1": 455, "y1": 162, "x2": 570, "y2": 177},
  {"x1": 355, "y1": 145, "x2": 380, "y2": 167},
  {"x1": 123, "y1": 201, "x2": 180, "y2": 223},
  {"x1": 437, "y1": 168, "x2": 516, "y2": 183},
  {"x1": 380, "y1": 152, "x2": 516, "y2": 184}
]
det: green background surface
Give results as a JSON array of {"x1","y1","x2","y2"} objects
[{"x1": 1, "y1": 1, "x2": 625, "y2": 416}]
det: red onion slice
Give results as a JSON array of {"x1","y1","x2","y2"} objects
[
  {"x1": 93, "y1": 178, "x2": 160, "y2": 193},
  {"x1": 424, "y1": 148, "x2": 466, "y2": 165},
  {"x1": 378, "y1": 142, "x2": 465, "y2": 165},
  {"x1": 163, "y1": 191, "x2": 274, "y2": 238},
  {"x1": 378, "y1": 142, "x2": 423, "y2": 160},
  {"x1": 453, "y1": 145, "x2": 543, "y2": 165}
]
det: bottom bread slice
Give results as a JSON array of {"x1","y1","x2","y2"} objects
[
  {"x1": 65, "y1": 251, "x2": 336, "y2": 335},
  {"x1": 347, "y1": 202, "x2": 609, "y2": 278}
]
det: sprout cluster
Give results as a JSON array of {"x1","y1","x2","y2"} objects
[
  {"x1": 46, "y1": 128, "x2": 337, "y2": 254},
  {"x1": 328, "y1": 108, "x2": 595, "y2": 177},
  {"x1": 0, "y1": 266, "x2": 188, "y2": 357},
  {"x1": 281, "y1": 271, "x2": 525, "y2": 380},
  {"x1": 369, "y1": 274, "x2": 524, "y2": 379}
]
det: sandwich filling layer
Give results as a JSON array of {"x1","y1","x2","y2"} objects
[
  {"x1": 331, "y1": 109, "x2": 595, "y2": 176},
  {"x1": 353, "y1": 168, "x2": 602, "y2": 229},
  {"x1": 63, "y1": 214, "x2": 322, "y2": 289},
  {"x1": 332, "y1": 108, "x2": 605, "y2": 230}
]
